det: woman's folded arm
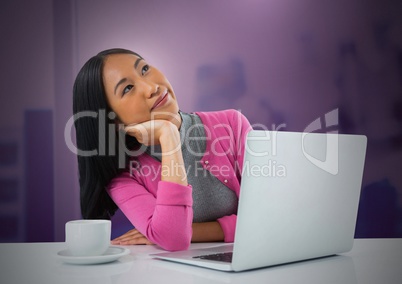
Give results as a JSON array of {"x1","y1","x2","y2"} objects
[{"x1": 108, "y1": 177, "x2": 193, "y2": 251}]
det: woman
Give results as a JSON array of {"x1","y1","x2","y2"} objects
[{"x1": 73, "y1": 48, "x2": 252, "y2": 251}]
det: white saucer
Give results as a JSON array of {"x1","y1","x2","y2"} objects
[{"x1": 57, "y1": 246, "x2": 130, "y2": 265}]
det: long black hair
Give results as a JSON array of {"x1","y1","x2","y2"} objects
[{"x1": 73, "y1": 48, "x2": 141, "y2": 219}]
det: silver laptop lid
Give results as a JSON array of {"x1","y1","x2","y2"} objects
[{"x1": 232, "y1": 130, "x2": 367, "y2": 271}]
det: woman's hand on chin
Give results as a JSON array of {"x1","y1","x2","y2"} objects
[{"x1": 124, "y1": 120, "x2": 178, "y2": 146}]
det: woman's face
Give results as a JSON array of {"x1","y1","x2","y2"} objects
[{"x1": 102, "y1": 53, "x2": 180, "y2": 127}]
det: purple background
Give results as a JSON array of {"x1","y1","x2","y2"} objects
[{"x1": 0, "y1": 0, "x2": 401, "y2": 241}]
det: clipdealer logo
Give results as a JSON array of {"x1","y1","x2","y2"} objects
[{"x1": 302, "y1": 108, "x2": 339, "y2": 175}]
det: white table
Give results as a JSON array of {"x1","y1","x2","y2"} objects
[{"x1": 0, "y1": 239, "x2": 401, "y2": 284}]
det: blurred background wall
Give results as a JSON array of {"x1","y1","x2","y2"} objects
[{"x1": 0, "y1": 0, "x2": 401, "y2": 242}]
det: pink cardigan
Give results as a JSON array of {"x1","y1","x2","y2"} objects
[{"x1": 107, "y1": 109, "x2": 252, "y2": 251}]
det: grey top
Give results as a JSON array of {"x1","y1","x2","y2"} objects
[{"x1": 146, "y1": 112, "x2": 238, "y2": 222}]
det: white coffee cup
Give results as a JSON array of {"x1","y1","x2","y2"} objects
[{"x1": 65, "y1": 220, "x2": 111, "y2": 257}]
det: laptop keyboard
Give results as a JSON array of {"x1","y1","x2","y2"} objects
[{"x1": 193, "y1": 252, "x2": 233, "y2": 263}]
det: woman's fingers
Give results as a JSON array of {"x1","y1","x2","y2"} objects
[
  {"x1": 118, "y1": 236, "x2": 153, "y2": 245},
  {"x1": 112, "y1": 228, "x2": 137, "y2": 240},
  {"x1": 111, "y1": 229, "x2": 154, "y2": 245},
  {"x1": 111, "y1": 229, "x2": 139, "y2": 242},
  {"x1": 124, "y1": 120, "x2": 175, "y2": 146},
  {"x1": 124, "y1": 124, "x2": 152, "y2": 145}
]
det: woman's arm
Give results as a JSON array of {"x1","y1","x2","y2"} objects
[
  {"x1": 111, "y1": 221, "x2": 224, "y2": 245},
  {"x1": 126, "y1": 120, "x2": 188, "y2": 186},
  {"x1": 158, "y1": 122, "x2": 187, "y2": 186},
  {"x1": 191, "y1": 222, "x2": 224, "y2": 242},
  {"x1": 109, "y1": 120, "x2": 192, "y2": 251},
  {"x1": 108, "y1": 176, "x2": 193, "y2": 250}
]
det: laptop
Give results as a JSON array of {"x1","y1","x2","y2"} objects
[{"x1": 152, "y1": 130, "x2": 367, "y2": 271}]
